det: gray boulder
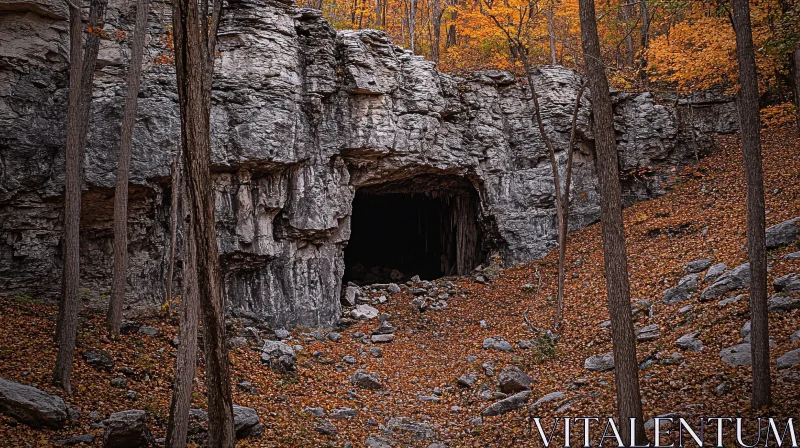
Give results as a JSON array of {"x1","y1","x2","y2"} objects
[
  {"x1": 636, "y1": 324, "x2": 661, "y2": 342},
  {"x1": 774, "y1": 273, "x2": 800, "y2": 293},
  {"x1": 785, "y1": 251, "x2": 800, "y2": 260},
  {"x1": 482, "y1": 337, "x2": 513, "y2": 352},
  {"x1": 331, "y1": 407, "x2": 359, "y2": 420},
  {"x1": 661, "y1": 274, "x2": 699, "y2": 303},
  {"x1": 102, "y1": 410, "x2": 153, "y2": 448},
  {"x1": 350, "y1": 304, "x2": 379, "y2": 320},
  {"x1": 719, "y1": 343, "x2": 752, "y2": 366},
  {"x1": 777, "y1": 349, "x2": 800, "y2": 370},
  {"x1": 704, "y1": 263, "x2": 728, "y2": 283},
  {"x1": 768, "y1": 294, "x2": 800, "y2": 313},
  {"x1": 315, "y1": 420, "x2": 338, "y2": 435},
  {"x1": 83, "y1": 350, "x2": 115, "y2": 371},
  {"x1": 342, "y1": 285, "x2": 359, "y2": 307},
  {"x1": 384, "y1": 417, "x2": 438, "y2": 442},
  {"x1": 481, "y1": 391, "x2": 530, "y2": 416},
  {"x1": 0, "y1": 377, "x2": 68, "y2": 429},
  {"x1": 457, "y1": 373, "x2": 478, "y2": 387},
  {"x1": 791, "y1": 329, "x2": 800, "y2": 344},
  {"x1": 260, "y1": 340, "x2": 296, "y2": 371},
  {"x1": 700, "y1": 263, "x2": 750, "y2": 301},
  {"x1": 685, "y1": 258, "x2": 714, "y2": 273},
  {"x1": 387, "y1": 283, "x2": 401, "y2": 294},
  {"x1": 675, "y1": 332, "x2": 704, "y2": 352},
  {"x1": 54, "y1": 434, "x2": 96, "y2": 446},
  {"x1": 372, "y1": 321, "x2": 396, "y2": 335},
  {"x1": 497, "y1": 366, "x2": 532, "y2": 394},
  {"x1": 585, "y1": 353, "x2": 614, "y2": 372},
  {"x1": 233, "y1": 405, "x2": 263, "y2": 439},
  {"x1": 137, "y1": 326, "x2": 159, "y2": 337},
  {"x1": 530, "y1": 391, "x2": 566, "y2": 409},
  {"x1": 371, "y1": 334, "x2": 394, "y2": 343},
  {"x1": 350, "y1": 370, "x2": 383, "y2": 390},
  {"x1": 765, "y1": 217, "x2": 800, "y2": 249}
]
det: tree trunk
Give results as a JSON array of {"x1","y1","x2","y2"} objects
[
  {"x1": 431, "y1": 0, "x2": 441, "y2": 63},
  {"x1": 408, "y1": 0, "x2": 417, "y2": 53},
  {"x1": 165, "y1": 151, "x2": 181, "y2": 309},
  {"x1": 165, "y1": 185, "x2": 199, "y2": 448},
  {"x1": 171, "y1": 0, "x2": 235, "y2": 443},
  {"x1": 620, "y1": 0, "x2": 634, "y2": 67},
  {"x1": 638, "y1": 0, "x2": 649, "y2": 83},
  {"x1": 547, "y1": 4, "x2": 556, "y2": 65},
  {"x1": 54, "y1": 0, "x2": 108, "y2": 394},
  {"x1": 791, "y1": 47, "x2": 800, "y2": 136},
  {"x1": 731, "y1": 0, "x2": 771, "y2": 410},
  {"x1": 577, "y1": 0, "x2": 646, "y2": 443},
  {"x1": 107, "y1": 0, "x2": 151, "y2": 336}
]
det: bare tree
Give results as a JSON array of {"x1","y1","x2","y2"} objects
[
  {"x1": 107, "y1": 0, "x2": 151, "y2": 336},
  {"x1": 731, "y1": 0, "x2": 771, "y2": 410},
  {"x1": 791, "y1": 46, "x2": 800, "y2": 136},
  {"x1": 165, "y1": 151, "x2": 181, "y2": 310},
  {"x1": 546, "y1": 1, "x2": 557, "y2": 65},
  {"x1": 53, "y1": 0, "x2": 109, "y2": 394},
  {"x1": 165, "y1": 188, "x2": 199, "y2": 448},
  {"x1": 431, "y1": 0, "x2": 443, "y2": 63},
  {"x1": 171, "y1": 0, "x2": 235, "y2": 442},
  {"x1": 577, "y1": 0, "x2": 646, "y2": 443},
  {"x1": 484, "y1": 4, "x2": 581, "y2": 330}
]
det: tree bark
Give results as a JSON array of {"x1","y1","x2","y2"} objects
[
  {"x1": 165, "y1": 186, "x2": 199, "y2": 448},
  {"x1": 165, "y1": 151, "x2": 181, "y2": 309},
  {"x1": 791, "y1": 47, "x2": 800, "y2": 136},
  {"x1": 577, "y1": 0, "x2": 646, "y2": 443},
  {"x1": 547, "y1": 4, "x2": 557, "y2": 65},
  {"x1": 171, "y1": 0, "x2": 234, "y2": 443},
  {"x1": 431, "y1": 0, "x2": 442, "y2": 63},
  {"x1": 107, "y1": 0, "x2": 151, "y2": 336},
  {"x1": 54, "y1": 0, "x2": 108, "y2": 394},
  {"x1": 638, "y1": 0, "x2": 649, "y2": 82},
  {"x1": 620, "y1": 0, "x2": 634, "y2": 67},
  {"x1": 731, "y1": 0, "x2": 771, "y2": 410},
  {"x1": 408, "y1": 0, "x2": 417, "y2": 52}
]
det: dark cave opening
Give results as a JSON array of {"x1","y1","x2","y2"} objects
[{"x1": 343, "y1": 175, "x2": 486, "y2": 284}]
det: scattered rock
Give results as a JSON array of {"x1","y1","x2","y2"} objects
[
  {"x1": 327, "y1": 332, "x2": 342, "y2": 342},
  {"x1": 120, "y1": 320, "x2": 141, "y2": 335},
  {"x1": 457, "y1": 373, "x2": 477, "y2": 387},
  {"x1": 719, "y1": 343, "x2": 752, "y2": 366},
  {"x1": 273, "y1": 328, "x2": 290, "y2": 340},
  {"x1": 331, "y1": 407, "x2": 359, "y2": 420},
  {"x1": 342, "y1": 286, "x2": 359, "y2": 307},
  {"x1": 83, "y1": 350, "x2": 115, "y2": 371},
  {"x1": 482, "y1": 337, "x2": 513, "y2": 352},
  {"x1": 585, "y1": 353, "x2": 614, "y2": 372},
  {"x1": 765, "y1": 216, "x2": 800, "y2": 249},
  {"x1": 685, "y1": 258, "x2": 714, "y2": 273},
  {"x1": 137, "y1": 326, "x2": 158, "y2": 337},
  {"x1": 774, "y1": 273, "x2": 800, "y2": 293},
  {"x1": 227, "y1": 337, "x2": 248, "y2": 348},
  {"x1": 715, "y1": 382, "x2": 731, "y2": 396},
  {"x1": 385, "y1": 417, "x2": 438, "y2": 442},
  {"x1": 411, "y1": 298, "x2": 428, "y2": 312},
  {"x1": 315, "y1": 420, "x2": 338, "y2": 435},
  {"x1": 599, "y1": 320, "x2": 612, "y2": 328},
  {"x1": 387, "y1": 283, "x2": 401, "y2": 294},
  {"x1": 661, "y1": 274, "x2": 699, "y2": 303},
  {"x1": 785, "y1": 251, "x2": 800, "y2": 260},
  {"x1": 372, "y1": 321, "x2": 396, "y2": 335},
  {"x1": 0, "y1": 377, "x2": 68, "y2": 429},
  {"x1": 777, "y1": 349, "x2": 800, "y2": 370},
  {"x1": 368, "y1": 347, "x2": 383, "y2": 358},
  {"x1": 343, "y1": 355, "x2": 357, "y2": 364},
  {"x1": 718, "y1": 295, "x2": 742, "y2": 306},
  {"x1": 350, "y1": 370, "x2": 383, "y2": 390},
  {"x1": 260, "y1": 340, "x2": 297, "y2": 371},
  {"x1": 675, "y1": 332, "x2": 704, "y2": 352},
  {"x1": 371, "y1": 334, "x2": 394, "y2": 343},
  {"x1": 791, "y1": 329, "x2": 800, "y2": 344},
  {"x1": 768, "y1": 294, "x2": 800, "y2": 313},
  {"x1": 530, "y1": 391, "x2": 565, "y2": 409},
  {"x1": 350, "y1": 304, "x2": 379, "y2": 320},
  {"x1": 703, "y1": 263, "x2": 728, "y2": 284},
  {"x1": 233, "y1": 405, "x2": 263, "y2": 439},
  {"x1": 54, "y1": 434, "x2": 96, "y2": 446},
  {"x1": 418, "y1": 395, "x2": 441, "y2": 403},
  {"x1": 365, "y1": 434, "x2": 394, "y2": 448},
  {"x1": 303, "y1": 407, "x2": 325, "y2": 417},
  {"x1": 481, "y1": 361, "x2": 496, "y2": 377},
  {"x1": 700, "y1": 263, "x2": 750, "y2": 301},
  {"x1": 481, "y1": 391, "x2": 530, "y2": 416},
  {"x1": 631, "y1": 299, "x2": 652, "y2": 317},
  {"x1": 636, "y1": 324, "x2": 661, "y2": 342},
  {"x1": 110, "y1": 378, "x2": 128, "y2": 389},
  {"x1": 102, "y1": 410, "x2": 153, "y2": 448},
  {"x1": 497, "y1": 366, "x2": 532, "y2": 394}
]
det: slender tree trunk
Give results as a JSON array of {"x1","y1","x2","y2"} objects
[
  {"x1": 620, "y1": 0, "x2": 634, "y2": 67},
  {"x1": 577, "y1": 0, "x2": 646, "y2": 443},
  {"x1": 555, "y1": 82, "x2": 585, "y2": 329},
  {"x1": 408, "y1": 0, "x2": 417, "y2": 52},
  {"x1": 638, "y1": 0, "x2": 649, "y2": 83},
  {"x1": 54, "y1": 0, "x2": 108, "y2": 394},
  {"x1": 165, "y1": 151, "x2": 181, "y2": 309},
  {"x1": 547, "y1": 4, "x2": 557, "y2": 65},
  {"x1": 431, "y1": 0, "x2": 441, "y2": 63},
  {"x1": 791, "y1": 47, "x2": 800, "y2": 136},
  {"x1": 171, "y1": 0, "x2": 234, "y2": 443},
  {"x1": 165, "y1": 187, "x2": 199, "y2": 448},
  {"x1": 107, "y1": 0, "x2": 151, "y2": 336},
  {"x1": 731, "y1": 0, "x2": 771, "y2": 410}
]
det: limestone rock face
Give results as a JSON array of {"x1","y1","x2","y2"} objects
[{"x1": 0, "y1": 0, "x2": 737, "y2": 328}]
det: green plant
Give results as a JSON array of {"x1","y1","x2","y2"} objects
[{"x1": 12, "y1": 294, "x2": 40, "y2": 305}]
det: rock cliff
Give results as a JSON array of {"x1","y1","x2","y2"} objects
[{"x1": 0, "y1": 0, "x2": 738, "y2": 328}]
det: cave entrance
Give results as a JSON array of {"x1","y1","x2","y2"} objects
[{"x1": 344, "y1": 175, "x2": 486, "y2": 284}]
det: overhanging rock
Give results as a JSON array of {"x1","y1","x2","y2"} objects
[{"x1": 0, "y1": 0, "x2": 737, "y2": 328}]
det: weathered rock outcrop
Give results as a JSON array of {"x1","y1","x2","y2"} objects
[{"x1": 0, "y1": 0, "x2": 737, "y2": 328}]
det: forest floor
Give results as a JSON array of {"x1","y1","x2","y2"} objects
[{"x1": 1, "y1": 127, "x2": 799, "y2": 447}]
